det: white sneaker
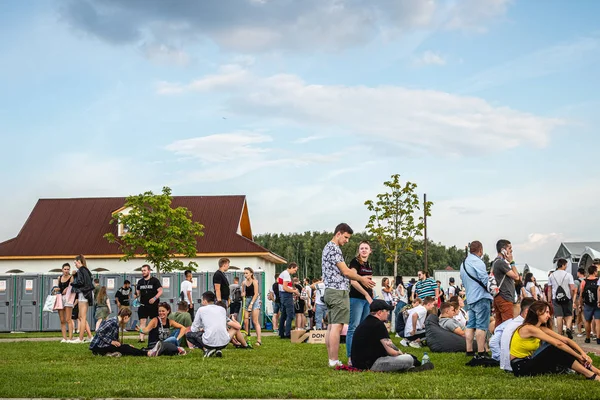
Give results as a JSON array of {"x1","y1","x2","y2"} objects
[
  {"x1": 328, "y1": 359, "x2": 343, "y2": 368},
  {"x1": 395, "y1": 333, "x2": 401, "y2": 338},
  {"x1": 409, "y1": 341, "x2": 422, "y2": 348},
  {"x1": 70, "y1": 338, "x2": 83, "y2": 344},
  {"x1": 400, "y1": 339, "x2": 409, "y2": 347},
  {"x1": 577, "y1": 333, "x2": 585, "y2": 338},
  {"x1": 60, "y1": 339, "x2": 68, "y2": 343}
]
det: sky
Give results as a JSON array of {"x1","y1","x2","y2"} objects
[{"x1": 1, "y1": 0, "x2": 599, "y2": 270}]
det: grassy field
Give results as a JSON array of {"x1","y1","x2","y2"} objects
[{"x1": 0, "y1": 336, "x2": 599, "y2": 399}]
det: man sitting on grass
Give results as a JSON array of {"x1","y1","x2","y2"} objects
[
  {"x1": 402, "y1": 296, "x2": 436, "y2": 348},
  {"x1": 351, "y1": 299, "x2": 433, "y2": 372},
  {"x1": 439, "y1": 302, "x2": 465, "y2": 337},
  {"x1": 186, "y1": 291, "x2": 251, "y2": 357}
]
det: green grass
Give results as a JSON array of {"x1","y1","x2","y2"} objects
[{"x1": 0, "y1": 336, "x2": 599, "y2": 399}]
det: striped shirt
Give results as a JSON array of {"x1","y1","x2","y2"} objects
[{"x1": 415, "y1": 278, "x2": 437, "y2": 299}]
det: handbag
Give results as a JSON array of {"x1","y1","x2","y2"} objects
[
  {"x1": 53, "y1": 292, "x2": 64, "y2": 310},
  {"x1": 43, "y1": 295, "x2": 57, "y2": 312},
  {"x1": 63, "y1": 285, "x2": 76, "y2": 307}
]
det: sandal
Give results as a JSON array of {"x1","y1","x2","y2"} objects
[
  {"x1": 586, "y1": 373, "x2": 597, "y2": 380},
  {"x1": 255, "y1": 341, "x2": 262, "y2": 346}
]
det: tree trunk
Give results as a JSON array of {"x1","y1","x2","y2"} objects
[{"x1": 393, "y1": 252, "x2": 398, "y2": 279}]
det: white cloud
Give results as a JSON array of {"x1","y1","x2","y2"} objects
[
  {"x1": 413, "y1": 50, "x2": 446, "y2": 66},
  {"x1": 141, "y1": 43, "x2": 191, "y2": 66},
  {"x1": 294, "y1": 135, "x2": 326, "y2": 144},
  {"x1": 164, "y1": 131, "x2": 349, "y2": 183},
  {"x1": 60, "y1": 0, "x2": 511, "y2": 53},
  {"x1": 158, "y1": 66, "x2": 563, "y2": 155},
  {"x1": 461, "y1": 35, "x2": 600, "y2": 93},
  {"x1": 157, "y1": 64, "x2": 250, "y2": 95},
  {"x1": 518, "y1": 233, "x2": 565, "y2": 252}
]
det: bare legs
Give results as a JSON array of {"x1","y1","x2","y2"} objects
[
  {"x1": 78, "y1": 302, "x2": 88, "y2": 341},
  {"x1": 252, "y1": 308, "x2": 262, "y2": 343},
  {"x1": 326, "y1": 323, "x2": 343, "y2": 361},
  {"x1": 139, "y1": 318, "x2": 147, "y2": 341}
]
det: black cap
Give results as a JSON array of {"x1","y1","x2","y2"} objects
[
  {"x1": 370, "y1": 299, "x2": 394, "y2": 312},
  {"x1": 449, "y1": 277, "x2": 455, "y2": 283}
]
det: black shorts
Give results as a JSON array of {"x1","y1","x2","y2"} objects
[
  {"x1": 230, "y1": 301, "x2": 241, "y2": 314},
  {"x1": 138, "y1": 303, "x2": 159, "y2": 319}
]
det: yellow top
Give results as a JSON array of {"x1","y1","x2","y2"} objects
[{"x1": 510, "y1": 327, "x2": 540, "y2": 358}]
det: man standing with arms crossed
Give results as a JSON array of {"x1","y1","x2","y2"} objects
[
  {"x1": 135, "y1": 264, "x2": 163, "y2": 343},
  {"x1": 322, "y1": 223, "x2": 375, "y2": 367}
]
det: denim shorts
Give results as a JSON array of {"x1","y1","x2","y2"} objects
[
  {"x1": 246, "y1": 298, "x2": 261, "y2": 311},
  {"x1": 583, "y1": 304, "x2": 600, "y2": 321},
  {"x1": 466, "y1": 298, "x2": 491, "y2": 331},
  {"x1": 272, "y1": 301, "x2": 281, "y2": 314}
]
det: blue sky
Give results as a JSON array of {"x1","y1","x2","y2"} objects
[{"x1": 1, "y1": 0, "x2": 599, "y2": 269}]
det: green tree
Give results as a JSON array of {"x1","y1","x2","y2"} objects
[
  {"x1": 104, "y1": 187, "x2": 204, "y2": 275},
  {"x1": 364, "y1": 174, "x2": 433, "y2": 278}
]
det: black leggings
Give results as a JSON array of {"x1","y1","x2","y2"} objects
[
  {"x1": 405, "y1": 331, "x2": 426, "y2": 342},
  {"x1": 91, "y1": 344, "x2": 147, "y2": 357},
  {"x1": 511, "y1": 344, "x2": 577, "y2": 377}
]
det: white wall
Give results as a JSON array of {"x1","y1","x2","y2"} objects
[{"x1": 0, "y1": 256, "x2": 275, "y2": 283}]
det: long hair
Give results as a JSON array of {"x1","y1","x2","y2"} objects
[
  {"x1": 524, "y1": 272, "x2": 534, "y2": 285},
  {"x1": 244, "y1": 267, "x2": 255, "y2": 280},
  {"x1": 355, "y1": 241, "x2": 371, "y2": 265},
  {"x1": 75, "y1": 254, "x2": 87, "y2": 267},
  {"x1": 522, "y1": 300, "x2": 553, "y2": 329},
  {"x1": 97, "y1": 286, "x2": 107, "y2": 304},
  {"x1": 395, "y1": 276, "x2": 404, "y2": 287}
]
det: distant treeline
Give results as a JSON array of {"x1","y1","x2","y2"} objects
[{"x1": 254, "y1": 231, "x2": 490, "y2": 278}]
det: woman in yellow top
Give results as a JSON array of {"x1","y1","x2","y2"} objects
[{"x1": 510, "y1": 300, "x2": 600, "y2": 381}]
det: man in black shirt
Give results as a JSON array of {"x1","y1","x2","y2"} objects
[
  {"x1": 213, "y1": 257, "x2": 230, "y2": 305},
  {"x1": 115, "y1": 280, "x2": 132, "y2": 310},
  {"x1": 351, "y1": 300, "x2": 433, "y2": 372},
  {"x1": 270, "y1": 274, "x2": 281, "y2": 331},
  {"x1": 135, "y1": 265, "x2": 163, "y2": 342}
]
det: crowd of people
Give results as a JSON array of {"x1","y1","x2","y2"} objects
[{"x1": 49, "y1": 228, "x2": 600, "y2": 380}]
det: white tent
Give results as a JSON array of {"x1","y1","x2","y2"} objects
[{"x1": 521, "y1": 264, "x2": 552, "y2": 285}]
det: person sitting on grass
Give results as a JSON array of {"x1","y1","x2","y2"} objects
[
  {"x1": 439, "y1": 302, "x2": 465, "y2": 337},
  {"x1": 448, "y1": 295, "x2": 468, "y2": 328},
  {"x1": 351, "y1": 299, "x2": 433, "y2": 373},
  {"x1": 510, "y1": 300, "x2": 600, "y2": 381},
  {"x1": 402, "y1": 296, "x2": 435, "y2": 348},
  {"x1": 186, "y1": 291, "x2": 251, "y2": 358},
  {"x1": 170, "y1": 301, "x2": 193, "y2": 347},
  {"x1": 89, "y1": 308, "x2": 160, "y2": 357},
  {"x1": 137, "y1": 302, "x2": 187, "y2": 356},
  {"x1": 489, "y1": 296, "x2": 535, "y2": 371}
]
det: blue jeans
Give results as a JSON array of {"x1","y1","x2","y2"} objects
[
  {"x1": 315, "y1": 303, "x2": 327, "y2": 329},
  {"x1": 394, "y1": 301, "x2": 407, "y2": 333},
  {"x1": 278, "y1": 292, "x2": 294, "y2": 338},
  {"x1": 347, "y1": 297, "x2": 370, "y2": 357}
]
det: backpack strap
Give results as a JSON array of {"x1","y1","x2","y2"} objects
[{"x1": 461, "y1": 259, "x2": 487, "y2": 292}]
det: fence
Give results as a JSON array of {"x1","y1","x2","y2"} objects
[{"x1": 0, "y1": 271, "x2": 266, "y2": 332}]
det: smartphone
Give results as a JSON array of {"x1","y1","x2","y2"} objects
[{"x1": 501, "y1": 249, "x2": 507, "y2": 257}]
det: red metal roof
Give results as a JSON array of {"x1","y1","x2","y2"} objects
[{"x1": 0, "y1": 196, "x2": 285, "y2": 263}]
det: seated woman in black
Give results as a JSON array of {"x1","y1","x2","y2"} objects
[
  {"x1": 138, "y1": 302, "x2": 187, "y2": 356},
  {"x1": 510, "y1": 300, "x2": 600, "y2": 381},
  {"x1": 90, "y1": 308, "x2": 154, "y2": 357}
]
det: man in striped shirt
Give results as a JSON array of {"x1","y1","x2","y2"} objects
[{"x1": 414, "y1": 271, "x2": 439, "y2": 301}]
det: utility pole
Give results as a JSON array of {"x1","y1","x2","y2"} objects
[{"x1": 424, "y1": 193, "x2": 428, "y2": 274}]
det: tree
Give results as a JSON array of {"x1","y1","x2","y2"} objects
[
  {"x1": 104, "y1": 187, "x2": 204, "y2": 275},
  {"x1": 364, "y1": 174, "x2": 433, "y2": 278}
]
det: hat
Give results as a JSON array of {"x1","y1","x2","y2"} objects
[
  {"x1": 409, "y1": 278, "x2": 417, "y2": 284},
  {"x1": 370, "y1": 299, "x2": 394, "y2": 312},
  {"x1": 449, "y1": 277, "x2": 455, "y2": 283}
]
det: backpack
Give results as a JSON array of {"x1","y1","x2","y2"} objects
[
  {"x1": 231, "y1": 286, "x2": 242, "y2": 303},
  {"x1": 582, "y1": 278, "x2": 598, "y2": 307},
  {"x1": 553, "y1": 272, "x2": 570, "y2": 304}
]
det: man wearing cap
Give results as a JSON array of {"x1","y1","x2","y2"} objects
[
  {"x1": 446, "y1": 277, "x2": 460, "y2": 299},
  {"x1": 350, "y1": 299, "x2": 434, "y2": 372}
]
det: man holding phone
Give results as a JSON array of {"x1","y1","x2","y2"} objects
[{"x1": 492, "y1": 239, "x2": 520, "y2": 326}]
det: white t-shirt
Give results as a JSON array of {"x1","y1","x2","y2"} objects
[
  {"x1": 190, "y1": 304, "x2": 230, "y2": 348},
  {"x1": 180, "y1": 280, "x2": 193, "y2": 305},
  {"x1": 550, "y1": 269, "x2": 575, "y2": 300},
  {"x1": 523, "y1": 282, "x2": 535, "y2": 298},
  {"x1": 278, "y1": 270, "x2": 292, "y2": 292},
  {"x1": 454, "y1": 308, "x2": 468, "y2": 328},
  {"x1": 500, "y1": 315, "x2": 524, "y2": 371},
  {"x1": 404, "y1": 305, "x2": 427, "y2": 336}
]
